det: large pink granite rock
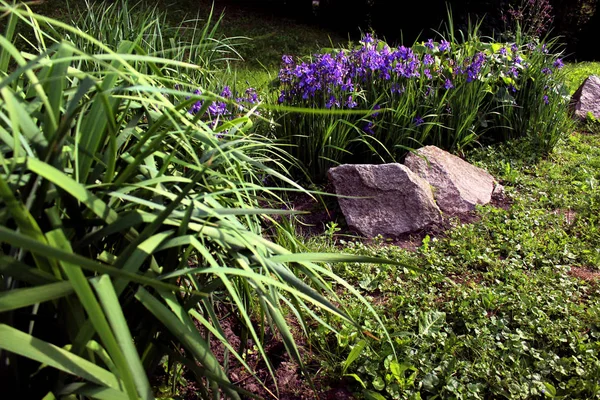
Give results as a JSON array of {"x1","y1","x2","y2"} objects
[
  {"x1": 404, "y1": 146, "x2": 497, "y2": 214},
  {"x1": 328, "y1": 163, "x2": 442, "y2": 237},
  {"x1": 571, "y1": 75, "x2": 600, "y2": 120}
]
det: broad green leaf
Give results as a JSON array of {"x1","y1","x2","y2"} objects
[
  {"x1": 0, "y1": 226, "x2": 198, "y2": 296},
  {"x1": 0, "y1": 281, "x2": 73, "y2": 312},
  {"x1": 543, "y1": 382, "x2": 557, "y2": 398},
  {"x1": 134, "y1": 287, "x2": 239, "y2": 400},
  {"x1": 43, "y1": 44, "x2": 72, "y2": 142},
  {"x1": 0, "y1": 324, "x2": 124, "y2": 391},
  {"x1": 0, "y1": 174, "x2": 56, "y2": 274},
  {"x1": 26, "y1": 158, "x2": 120, "y2": 225},
  {"x1": 267, "y1": 252, "x2": 425, "y2": 273},
  {"x1": 59, "y1": 383, "x2": 129, "y2": 400},
  {"x1": 91, "y1": 275, "x2": 153, "y2": 400},
  {"x1": 342, "y1": 339, "x2": 367, "y2": 374},
  {"x1": 365, "y1": 388, "x2": 386, "y2": 399},
  {"x1": 418, "y1": 311, "x2": 446, "y2": 336},
  {"x1": 0, "y1": 256, "x2": 59, "y2": 285},
  {"x1": 46, "y1": 229, "x2": 139, "y2": 400},
  {"x1": 77, "y1": 40, "x2": 134, "y2": 183},
  {"x1": 344, "y1": 373, "x2": 367, "y2": 388}
]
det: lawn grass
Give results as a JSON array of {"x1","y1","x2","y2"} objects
[
  {"x1": 563, "y1": 61, "x2": 600, "y2": 93},
  {"x1": 31, "y1": 0, "x2": 348, "y2": 92},
  {"x1": 38, "y1": 0, "x2": 346, "y2": 68}
]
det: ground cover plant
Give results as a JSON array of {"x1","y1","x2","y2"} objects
[
  {"x1": 563, "y1": 61, "x2": 600, "y2": 93},
  {"x1": 302, "y1": 131, "x2": 600, "y2": 399}
]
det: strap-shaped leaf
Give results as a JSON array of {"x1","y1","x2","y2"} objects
[
  {"x1": 0, "y1": 281, "x2": 73, "y2": 312},
  {"x1": 91, "y1": 275, "x2": 153, "y2": 400},
  {"x1": 135, "y1": 287, "x2": 239, "y2": 400},
  {"x1": 0, "y1": 256, "x2": 59, "y2": 285},
  {"x1": 59, "y1": 383, "x2": 129, "y2": 400},
  {"x1": 0, "y1": 324, "x2": 124, "y2": 391}
]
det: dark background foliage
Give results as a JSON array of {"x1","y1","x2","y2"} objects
[{"x1": 215, "y1": 0, "x2": 599, "y2": 60}]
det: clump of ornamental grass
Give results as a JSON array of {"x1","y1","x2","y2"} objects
[
  {"x1": 62, "y1": 0, "x2": 244, "y2": 86},
  {"x1": 273, "y1": 28, "x2": 570, "y2": 182},
  {"x1": 0, "y1": 2, "x2": 405, "y2": 398}
]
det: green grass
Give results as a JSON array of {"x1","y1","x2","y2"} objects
[
  {"x1": 301, "y1": 132, "x2": 600, "y2": 398},
  {"x1": 563, "y1": 61, "x2": 600, "y2": 93},
  {"x1": 35, "y1": 0, "x2": 347, "y2": 70}
]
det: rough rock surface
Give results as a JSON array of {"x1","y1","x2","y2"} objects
[
  {"x1": 404, "y1": 146, "x2": 496, "y2": 214},
  {"x1": 328, "y1": 163, "x2": 442, "y2": 237},
  {"x1": 571, "y1": 75, "x2": 600, "y2": 120}
]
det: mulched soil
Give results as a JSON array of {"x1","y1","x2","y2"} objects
[{"x1": 158, "y1": 304, "x2": 356, "y2": 399}]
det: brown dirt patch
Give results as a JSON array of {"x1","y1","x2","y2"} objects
[
  {"x1": 154, "y1": 301, "x2": 355, "y2": 400},
  {"x1": 568, "y1": 266, "x2": 600, "y2": 283},
  {"x1": 551, "y1": 208, "x2": 577, "y2": 225}
]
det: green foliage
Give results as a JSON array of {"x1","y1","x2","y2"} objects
[
  {"x1": 0, "y1": 2, "x2": 396, "y2": 397},
  {"x1": 562, "y1": 61, "x2": 600, "y2": 94},
  {"x1": 584, "y1": 112, "x2": 600, "y2": 134},
  {"x1": 272, "y1": 23, "x2": 571, "y2": 181},
  {"x1": 304, "y1": 132, "x2": 600, "y2": 398},
  {"x1": 63, "y1": 0, "x2": 241, "y2": 85}
]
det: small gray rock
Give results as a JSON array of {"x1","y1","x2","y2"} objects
[
  {"x1": 328, "y1": 163, "x2": 442, "y2": 237},
  {"x1": 404, "y1": 146, "x2": 496, "y2": 214},
  {"x1": 493, "y1": 183, "x2": 505, "y2": 197}
]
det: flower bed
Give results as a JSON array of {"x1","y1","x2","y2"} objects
[{"x1": 274, "y1": 34, "x2": 569, "y2": 181}]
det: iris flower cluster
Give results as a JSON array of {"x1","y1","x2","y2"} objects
[
  {"x1": 278, "y1": 35, "x2": 456, "y2": 109},
  {"x1": 276, "y1": 34, "x2": 564, "y2": 113},
  {"x1": 187, "y1": 86, "x2": 260, "y2": 132}
]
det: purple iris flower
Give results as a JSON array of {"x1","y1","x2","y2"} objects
[
  {"x1": 282, "y1": 55, "x2": 294, "y2": 65},
  {"x1": 221, "y1": 86, "x2": 232, "y2": 99},
  {"x1": 346, "y1": 96, "x2": 357, "y2": 109},
  {"x1": 190, "y1": 101, "x2": 203, "y2": 114},
  {"x1": 208, "y1": 101, "x2": 227, "y2": 116},
  {"x1": 439, "y1": 40, "x2": 450, "y2": 52},
  {"x1": 363, "y1": 122, "x2": 375, "y2": 135},
  {"x1": 326, "y1": 95, "x2": 340, "y2": 109},
  {"x1": 425, "y1": 39, "x2": 435, "y2": 50},
  {"x1": 391, "y1": 83, "x2": 404, "y2": 95},
  {"x1": 244, "y1": 88, "x2": 258, "y2": 104},
  {"x1": 372, "y1": 104, "x2": 381, "y2": 117},
  {"x1": 444, "y1": 78, "x2": 454, "y2": 89},
  {"x1": 362, "y1": 33, "x2": 374, "y2": 44},
  {"x1": 553, "y1": 58, "x2": 564, "y2": 69},
  {"x1": 414, "y1": 115, "x2": 424, "y2": 126}
]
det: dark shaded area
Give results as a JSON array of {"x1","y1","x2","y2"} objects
[
  {"x1": 26, "y1": 0, "x2": 599, "y2": 60},
  {"x1": 210, "y1": 0, "x2": 599, "y2": 60}
]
